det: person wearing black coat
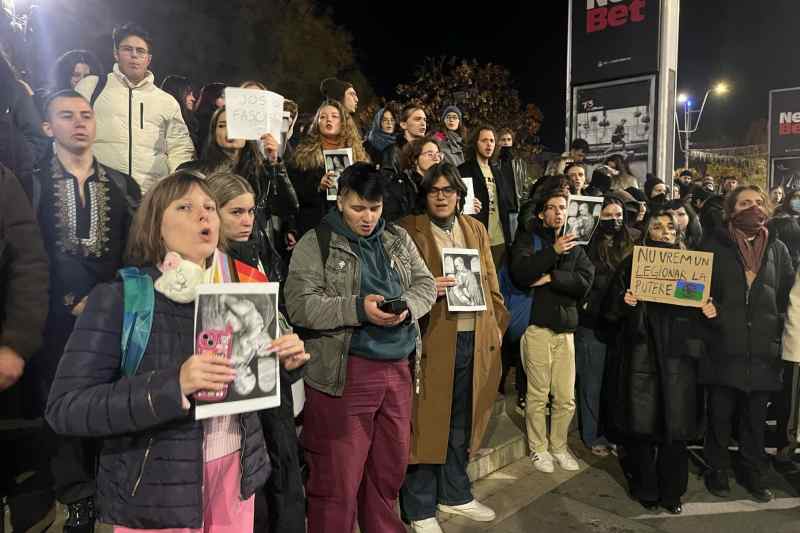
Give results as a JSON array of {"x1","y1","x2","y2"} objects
[
  {"x1": 699, "y1": 186, "x2": 794, "y2": 503},
  {"x1": 603, "y1": 211, "x2": 711, "y2": 514},
  {"x1": 575, "y1": 196, "x2": 639, "y2": 457},
  {"x1": 288, "y1": 99, "x2": 370, "y2": 236},
  {"x1": 45, "y1": 173, "x2": 285, "y2": 530},
  {"x1": 510, "y1": 190, "x2": 594, "y2": 473},
  {"x1": 459, "y1": 126, "x2": 515, "y2": 269},
  {"x1": 381, "y1": 136, "x2": 447, "y2": 223},
  {"x1": 766, "y1": 189, "x2": 800, "y2": 459},
  {"x1": 0, "y1": 163, "x2": 50, "y2": 533},
  {"x1": 768, "y1": 189, "x2": 800, "y2": 270},
  {"x1": 0, "y1": 55, "x2": 50, "y2": 198}
]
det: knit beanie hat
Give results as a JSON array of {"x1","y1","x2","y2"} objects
[
  {"x1": 320, "y1": 78, "x2": 353, "y2": 103},
  {"x1": 644, "y1": 174, "x2": 665, "y2": 199},
  {"x1": 441, "y1": 105, "x2": 462, "y2": 123}
]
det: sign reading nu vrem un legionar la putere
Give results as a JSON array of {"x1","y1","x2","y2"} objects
[{"x1": 630, "y1": 246, "x2": 713, "y2": 308}]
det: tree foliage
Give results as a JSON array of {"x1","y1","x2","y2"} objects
[
  {"x1": 395, "y1": 57, "x2": 544, "y2": 157},
  {"x1": 27, "y1": 0, "x2": 374, "y2": 111}
]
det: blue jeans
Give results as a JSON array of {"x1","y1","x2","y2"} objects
[
  {"x1": 574, "y1": 326, "x2": 608, "y2": 448},
  {"x1": 400, "y1": 332, "x2": 475, "y2": 520}
]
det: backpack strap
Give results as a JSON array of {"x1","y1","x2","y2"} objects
[
  {"x1": 316, "y1": 220, "x2": 332, "y2": 269},
  {"x1": 119, "y1": 267, "x2": 155, "y2": 377},
  {"x1": 90, "y1": 74, "x2": 108, "y2": 107},
  {"x1": 103, "y1": 166, "x2": 140, "y2": 217}
]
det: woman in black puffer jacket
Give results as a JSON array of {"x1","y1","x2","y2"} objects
[
  {"x1": 699, "y1": 185, "x2": 794, "y2": 504},
  {"x1": 603, "y1": 211, "x2": 711, "y2": 515},
  {"x1": 46, "y1": 173, "x2": 308, "y2": 531}
]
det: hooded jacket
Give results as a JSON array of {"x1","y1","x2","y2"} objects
[
  {"x1": 324, "y1": 211, "x2": 417, "y2": 360},
  {"x1": 76, "y1": 65, "x2": 196, "y2": 193},
  {"x1": 284, "y1": 212, "x2": 436, "y2": 396}
]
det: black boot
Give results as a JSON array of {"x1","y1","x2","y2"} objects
[
  {"x1": 704, "y1": 469, "x2": 730, "y2": 498},
  {"x1": 63, "y1": 497, "x2": 95, "y2": 533},
  {"x1": 745, "y1": 474, "x2": 774, "y2": 503}
]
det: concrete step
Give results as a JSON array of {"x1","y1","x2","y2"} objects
[{"x1": 467, "y1": 396, "x2": 528, "y2": 482}]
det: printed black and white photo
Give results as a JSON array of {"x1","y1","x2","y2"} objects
[
  {"x1": 772, "y1": 158, "x2": 800, "y2": 191},
  {"x1": 564, "y1": 195, "x2": 603, "y2": 245},
  {"x1": 572, "y1": 78, "x2": 655, "y2": 185},
  {"x1": 194, "y1": 283, "x2": 280, "y2": 419},
  {"x1": 442, "y1": 247, "x2": 486, "y2": 312},
  {"x1": 323, "y1": 148, "x2": 353, "y2": 200}
]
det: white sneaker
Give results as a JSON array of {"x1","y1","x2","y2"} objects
[
  {"x1": 437, "y1": 499, "x2": 496, "y2": 522},
  {"x1": 411, "y1": 517, "x2": 444, "y2": 533},
  {"x1": 530, "y1": 451, "x2": 555, "y2": 473},
  {"x1": 552, "y1": 449, "x2": 580, "y2": 471}
]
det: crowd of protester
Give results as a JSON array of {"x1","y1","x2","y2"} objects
[{"x1": 1, "y1": 19, "x2": 799, "y2": 533}]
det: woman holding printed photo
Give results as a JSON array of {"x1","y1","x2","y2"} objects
[
  {"x1": 287, "y1": 99, "x2": 369, "y2": 236},
  {"x1": 398, "y1": 162, "x2": 509, "y2": 532},
  {"x1": 45, "y1": 172, "x2": 308, "y2": 533}
]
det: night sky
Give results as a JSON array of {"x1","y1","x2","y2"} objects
[{"x1": 326, "y1": 0, "x2": 800, "y2": 151}]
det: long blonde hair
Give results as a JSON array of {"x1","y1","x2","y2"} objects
[{"x1": 292, "y1": 99, "x2": 369, "y2": 170}]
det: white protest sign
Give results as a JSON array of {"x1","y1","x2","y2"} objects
[
  {"x1": 224, "y1": 87, "x2": 285, "y2": 142},
  {"x1": 462, "y1": 178, "x2": 476, "y2": 215}
]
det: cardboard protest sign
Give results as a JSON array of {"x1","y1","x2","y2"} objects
[
  {"x1": 224, "y1": 87, "x2": 285, "y2": 142},
  {"x1": 629, "y1": 246, "x2": 713, "y2": 308}
]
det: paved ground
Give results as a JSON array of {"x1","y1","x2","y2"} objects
[
  {"x1": 430, "y1": 437, "x2": 800, "y2": 533},
  {"x1": 7, "y1": 388, "x2": 800, "y2": 533}
]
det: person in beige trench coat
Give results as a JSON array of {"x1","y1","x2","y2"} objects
[{"x1": 397, "y1": 162, "x2": 509, "y2": 532}]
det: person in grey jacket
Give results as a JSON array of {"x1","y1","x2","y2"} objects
[{"x1": 285, "y1": 162, "x2": 436, "y2": 533}]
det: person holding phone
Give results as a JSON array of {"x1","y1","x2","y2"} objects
[
  {"x1": 397, "y1": 162, "x2": 508, "y2": 532},
  {"x1": 509, "y1": 188, "x2": 595, "y2": 475},
  {"x1": 285, "y1": 163, "x2": 435, "y2": 532}
]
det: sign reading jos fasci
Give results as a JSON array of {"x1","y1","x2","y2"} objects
[
  {"x1": 571, "y1": 0, "x2": 661, "y2": 85},
  {"x1": 769, "y1": 87, "x2": 800, "y2": 159}
]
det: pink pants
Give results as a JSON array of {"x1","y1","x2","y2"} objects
[
  {"x1": 114, "y1": 452, "x2": 254, "y2": 533},
  {"x1": 303, "y1": 356, "x2": 412, "y2": 533}
]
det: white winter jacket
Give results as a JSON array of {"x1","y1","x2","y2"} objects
[
  {"x1": 783, "y1": 270, "x2": 800, "y2": 363},
  {"x1": 76, "y1": 64, "x2": 195, "y2": 193}
]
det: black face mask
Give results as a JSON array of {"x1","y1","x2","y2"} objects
[
  {"x1": 649, "y1": 193, "x2": 667, "y2": 206},
  {"x1": 598, "y1": 218, "x2": 623, "y2": 234},
  {"x1": 645, "y1": 238, "x2": 678, "y2": 249}
]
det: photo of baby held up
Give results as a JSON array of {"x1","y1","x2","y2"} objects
[{"x1": 194, "y1": 283, "x2": 281, "y2": 419}]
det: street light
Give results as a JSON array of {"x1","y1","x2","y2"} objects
[{"x1": 675, "y1": 81, "x2": 731, "y2": 169}]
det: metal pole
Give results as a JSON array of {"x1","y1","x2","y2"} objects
[{"x1": 684, "y1": 102, "x2": 690, "y2": 169}]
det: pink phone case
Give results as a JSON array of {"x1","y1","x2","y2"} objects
[{"x1": 194, "y1": 325, "x2": 233, "y2": 402}]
